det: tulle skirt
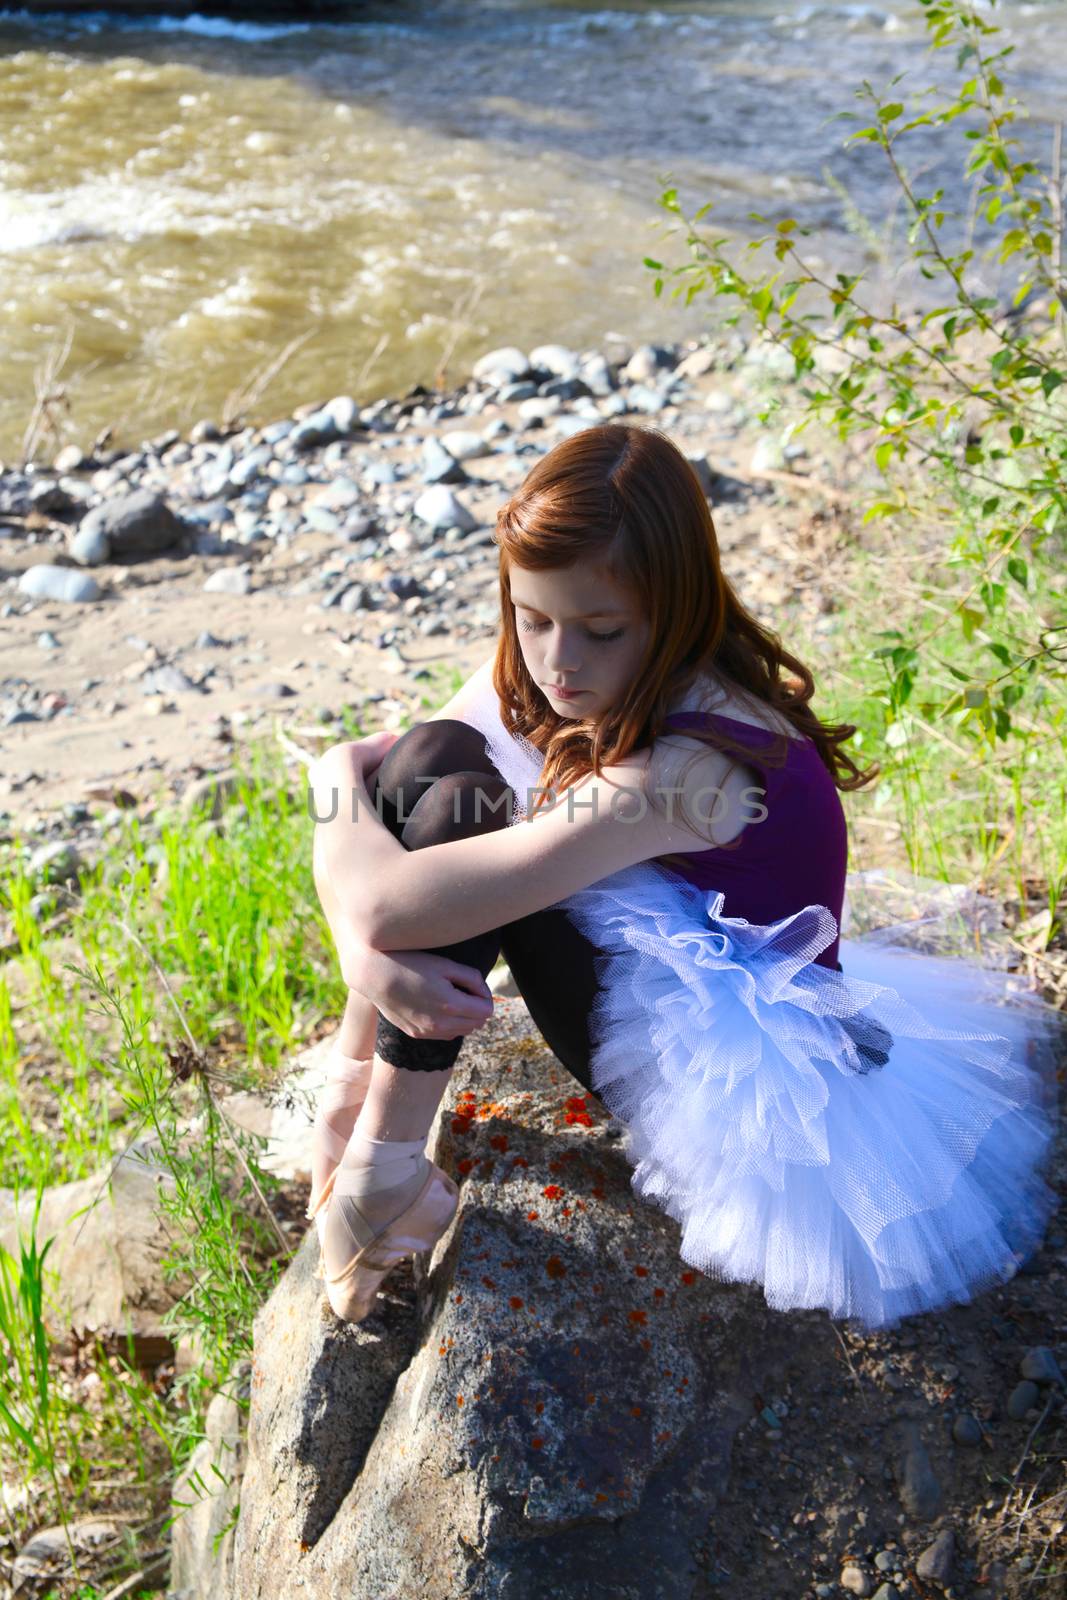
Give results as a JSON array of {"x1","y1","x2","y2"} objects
[
  {"x1": 454, "y1": 673, "x2": 1063, "y2": 1330},
  {"x1": 561, "y1": 863, "x2": 1062, "y2": 1332}
]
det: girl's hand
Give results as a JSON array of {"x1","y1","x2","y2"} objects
[
  {"x1": 309, "y1": 729, "x2": 401, "y2": 791},
  {"x1": 345, "y1": 945, "x2": 496, "y2": 1041}
]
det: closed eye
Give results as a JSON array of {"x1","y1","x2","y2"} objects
[{"x1": 518, "y1": 618, "x2": 625, "y2": 643}]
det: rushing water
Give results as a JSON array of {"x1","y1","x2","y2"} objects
[{"x1": 1, "y1": 0, "x2": 1065, "y2": 459}]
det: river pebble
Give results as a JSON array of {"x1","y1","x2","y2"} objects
[
  {"x1": 413, "y1": 486, "x2": 478, "y2": 532},
  {"x1": 951, "y1": 1412, "x2": 982, "y2": 1446},
  {"x1": 891, "y1": 1420, "x2": 942, "y2": 1519},
  {"x1": 1007, "y1": 1379, "x2": 1041, "y2": 1419},
  {"x1": 916, "y1": 1526, "x2": 955, "y2": 1584},
  {"x1": 18, "y1": 565, "x2": 102, "y2": 604},
  {"x1": 29, "y1": 840, "x2": 82, "y2": 885},
  {"x1": 441, "y1": 429, "x2": 492, "y2": 461},
  {"x1": 203, "y1": 568, "x2": 251, "y2": 596},
  {"x1": 1019, "y1": 1346, "x2": 1064, "y2": 1386},
  {"x1": 529, "y1": 343, "x2": 581, "y2": 381},
  {"x1": 422, "y1": 437, "x2": 469, "y2": 485},
  {"x1": 473, "y1": 347, "x2": 531, "y2": 386}
]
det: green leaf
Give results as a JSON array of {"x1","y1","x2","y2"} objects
[
  {"x1": 878, "y1": 103, "x2": 904, "y2": 123},
  {"x1": 1041, "y1": 371, "x2": 1064, "y2": 400},
  {"x1": 1007, "y1": 556, "x2": 1028, "y2": 588},
  {"x1": 862, "y1": 501, "x2": 900, "y2": 522},
  {"x1": 958, "y1": 605, "x2": 983, "y2": 642}
]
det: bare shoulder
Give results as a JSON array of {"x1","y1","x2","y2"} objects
[
  {"x1": 425, "y1": 654, "x2": 495, "y2": 724},
  {"x1": 645, "y1": 727, "x2": 763, "y2": 852}
]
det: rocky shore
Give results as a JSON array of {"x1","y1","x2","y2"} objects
[{"x1": 0, "y1": 329, "x2": 850, "y2": 868}]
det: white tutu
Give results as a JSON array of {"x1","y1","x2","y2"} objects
[{"x1": 456, "y1": 675, "x2": 1063, "y2": 1330}]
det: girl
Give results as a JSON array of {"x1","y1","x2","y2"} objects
[{"x1": 307, "y1": 422, "x2": 1060, "y2": 1330}]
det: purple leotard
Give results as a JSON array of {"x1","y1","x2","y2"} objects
[{"x1": 657, "y1": 709, "x2": 849, "y2": 971}]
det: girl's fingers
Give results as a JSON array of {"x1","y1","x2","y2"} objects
[
  {"x1": 446, "y1": 969, "x2": 494, "y2": 1006},
  {"x1": 440, "y1": 988, "x2": 493, "y2": 1025}
]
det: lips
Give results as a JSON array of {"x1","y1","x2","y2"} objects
[{"x1": 548, "y1": 685, "x2": 584, "y2": 697}]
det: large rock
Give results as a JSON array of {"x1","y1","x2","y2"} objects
[
  {"x1": 0, "y1": 1148, "x2": 197, "y2": 1364},
  {"x1": 17, "y1": 564, "x2": 102, "y2": 603},
  {"x1": 170, "y1": 1002, "x2": 798, "y2": 1600},
  {"x1": 170, "y1": 1377, "x2": 250, "y2": 1600},
  {"x1": 413, "y1": 485, "x2": 478, "y2": 533},
  {"x1": 75, "y1": 488, "x2": 187, "y2": 562}
]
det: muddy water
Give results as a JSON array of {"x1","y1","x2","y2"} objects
[{"x1": 1, "y1": 0, "x2": 1064, "y2": 459}]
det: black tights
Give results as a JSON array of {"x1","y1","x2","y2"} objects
[{"x1": 366, "y1": 718, "x2": 601, "y2": 1093}]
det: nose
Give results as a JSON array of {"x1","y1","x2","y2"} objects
[{"x1": 541, "y1": 626, "x2": 581, "y2": 675}]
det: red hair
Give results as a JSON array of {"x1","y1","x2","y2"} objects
[{"x1": 490, "y1": 422, "x2": 878, "y2": 868}]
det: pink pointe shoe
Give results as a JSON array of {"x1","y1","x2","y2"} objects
[
  {"x1": 321, "y1": 1160, "x2": 459, "y2": 1323},
  {"x1": 304, "y1": 1050, "x2": 375, "y2": 1270}
]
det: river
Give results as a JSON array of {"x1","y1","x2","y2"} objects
[{"x1": 1, "y1": 0, "x2": 1064, "y2": 460}]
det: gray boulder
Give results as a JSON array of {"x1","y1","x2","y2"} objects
[
  {"x1": 473, "y1": 346, "x2": 531, "y2": 386},
  {"x1": 17, "y1": 564, "x2": 102, "y2": 603},
  {"x1": 0, "y1": 1148, "x2": 196, "y2": 1365},
  {"x1": 413, "y1": 485, "x2": 478, "y2": 533},
  {"x1": 170, "y1": 1004, "x2": 795, "y2": 1600},
  {"x1": 76, "y1": 488, "x2": 186, "y2": 561}
]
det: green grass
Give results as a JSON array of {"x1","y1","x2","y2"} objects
[{"x1": 781, "y1": 524, "x2": 1067, "y2": 928}]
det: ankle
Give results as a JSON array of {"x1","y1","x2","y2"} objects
[{"x1": 340, "y1": 1130, "x2": 429, "y2": 1196}]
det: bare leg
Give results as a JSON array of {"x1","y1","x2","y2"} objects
[{"x1": 355, "y1": 1060, "x2": 454, "y2": 1141}]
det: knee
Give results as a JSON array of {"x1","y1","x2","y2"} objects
[
  {"x1": 401, "y1": 770, "x2": 513, "y2": 848},
  {"x1": 376, "y1": 718, "x2": 498, "y2": 802}
]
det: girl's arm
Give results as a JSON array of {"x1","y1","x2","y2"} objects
[{"x1": 311, "y1": 735, "x2": 721, "y2": 953}]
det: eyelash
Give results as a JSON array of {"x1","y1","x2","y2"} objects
[{"x1": 518, "y1": 618, "x2": 625, "y2": 644}]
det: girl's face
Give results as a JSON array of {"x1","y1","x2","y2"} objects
[{"x1": 508, "y1": 558, "x2": 650, "y2": 722}]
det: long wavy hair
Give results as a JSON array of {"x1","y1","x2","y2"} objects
[{"x1": 490, "y1": 422, "x2": 878, "y2": 869}]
